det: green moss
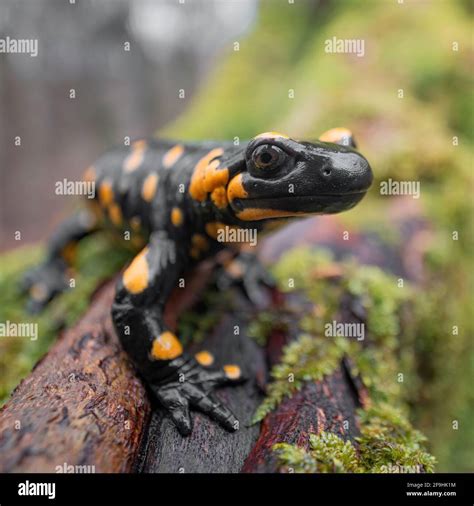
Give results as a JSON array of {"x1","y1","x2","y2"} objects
[
  {"x1": 253, "y1": 248, "x2": 414, "y2": 423},
  {"x1": 0, "y1": 233, "x2": 133, "y2": 405},
  {"x1": 274, "y1": 405, "x2": 436, "y2": 473},
  {"x1": 252, "y1": 334, "x2": 350, "y2": 423},
  {"x1": 247, "y1": 310, "x2": 283, "y2": 347},
  {"x1": 357, "y1": 403, "x2": 436, "y2": 473},
  {"x1": 275, "y1": 431, "x2": 360, "y2": 473},
  {"x1": 344, "y1": 264, "x2": 411, "y2": 349},
  {"x1": 271, "y1": 247, "x2": 334, "y2": 294},
  {"x1": 253, "y1": 246, "x2": 435, "y2": 472}
]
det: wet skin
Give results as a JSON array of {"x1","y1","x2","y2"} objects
[{"x1": 23, "y1": 128, "x2": 372, "y2": 435}]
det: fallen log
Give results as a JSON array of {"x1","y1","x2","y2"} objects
[
  {"x1": 0, "y1": 281, "x2": 149, "y2": 473},
  {"x1": 0, "y1": 198, "x2": 432, "y2": 473}
]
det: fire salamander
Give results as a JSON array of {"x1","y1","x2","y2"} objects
[{"x1": 23, "y1": 128, "x2": 373, "y2": 435}]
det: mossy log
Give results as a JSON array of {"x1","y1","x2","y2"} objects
[
  {"x1": 0, "y1": 281, "x2": 149, "y2": 473},
  {"x1": 0, "y1": 204, "x2": 432, "y2": 473},
  {"x1": 0, "y1": 277, "x2": 365, "y2": 473}
]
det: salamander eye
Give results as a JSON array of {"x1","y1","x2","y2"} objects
[{"x1": 252, "y1": 145, "x2": 286, "y2": 170}]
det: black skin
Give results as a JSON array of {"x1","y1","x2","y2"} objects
[{"x1": 22, "y1": 129, "x2": 373, "y2": 436}]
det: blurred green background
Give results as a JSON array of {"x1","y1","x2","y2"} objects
[{"x1": 0, "y1": 0, "x2": 472, "y2": 471}]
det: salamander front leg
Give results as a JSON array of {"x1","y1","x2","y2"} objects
[
  {"x1": 112, "y1": 232, "x2": 244, "y2": 436},
  {"x1": 217, "y1": 250, "x2": 276, "y2": 307}
]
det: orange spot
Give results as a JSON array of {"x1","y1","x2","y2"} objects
[
  {"x1": 319, "y1": 127, "x2": 353, "y2": 144},
  {"x1": 83, "y1": 165, "x2": 96, "y2": 182},
  {"x1": 124, "y1": 140, "x2": 147, "y2": 172},
  {"x1": 122, "y1": 247, "x2": 149, "y2": 294},
  {"x1": 189, "y1": 148, "x2": 224, "y2": 201},
  {"x1": 192, "y1": 234, "x2": 209, "y2": 251},
  {"x1": 99, "y1": 180, "x2": 114, "y2": 207},
  {"x1": 210, "y1": 186, "x2": 228, "y2": 209},
  {"x1": 108, "y1": 203, "x2": 123, "y2": 226},
  {"x1": 205, "y1": 222, "x2": 226, "y2": 239},
  {"x1": 163, "y1": 144, "x2": 184, "y2": 169},
  {"x1": 254, "y1": 131, "x2": 289, "y2": 139},
  {"x1": 203, "y1": 161, "x2": 229, "y2": 193},
  {"x1": 223, "y1": 364, "x2": 241, "y2": 379},
  {"x1": 237, "y1": 208, "x2": 310, "y2": 221},
  {"x1": 171, "y1": 207, "x2": 183, "y2": 227},
  {"x1": 141, "y1": 173, "x2": 159, "y2": 202},
  {"x1": 227, "y1": 174, "x2": 248, "y2": 202},
  {"x1": 61, "y1": 242, "x2": 77, "y2": 264},
  {"x1": 151, "y1": 331, "x2": 183, "y2": 360},
  {"x1": 195, "y1": 350, "x2": 214, "y2": 366}
]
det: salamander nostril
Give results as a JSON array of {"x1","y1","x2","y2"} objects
[{"x1": 323, "y1": 168, "x2": 332, "y2": 176}]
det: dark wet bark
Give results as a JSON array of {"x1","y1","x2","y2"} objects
[{"x1": 0, "y1": 282, "x2": 149, "y2": 473}]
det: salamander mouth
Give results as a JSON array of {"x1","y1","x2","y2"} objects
[{"x1": 230, "y1": 191, "x2": 367, "y2": 218}]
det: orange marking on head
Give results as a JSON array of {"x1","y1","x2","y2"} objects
[
  {"x1": 223, "y1": 364, "x2": 241, "y2": 379},
  {"x1": 122, "y1": 247, "x2": 149, "y2": 294},
  {"x1": 210, "y1": 186, "x2": 228, "y2": 209},
  {"x1": 162, "y1": 144, "x2": 184, "y2": 169},
  {"x1": 98, "y1": 180, "x2": 114, "y2": 207},
  {"x1": 108, "y1": 203, "x2": 123, "y2": 226},
  {"x1": 195, "y1": 350, "x2": 214, "y2": 366},
  {"x1": 203, "y1": 161, "x2": 229, "y2": 193},
  {"x1": 151, "y1": 331, "x2": 183, "y2": 360},
  {"x1": 319, "y1": 127, "x2": 353, "y2": 144},
  {"x1": 254, "y1": 131, "x2": 290, "y2": 140},
  {"x1": 124, "y1": 140, "x2": 147, "y2": 172},
  {"x1": 141, "y1": 173, "x2": 159, "y2": 202},
  {"x1": 171, "y1": 207, "x2": 184, "y2": 227},
  {"x1": 226, "y1": 173, "x2": 248, "y2": 202},
  {"x1": 237, "y1": 208, "x2": 311, "y2": 221},
  {"x1": 189, "y1": 148, "x2": 224, "y2": 201}
]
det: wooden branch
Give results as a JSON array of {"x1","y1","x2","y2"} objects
[{"x1": 0, "y1": 281, "x2": 149, "y2": 473}]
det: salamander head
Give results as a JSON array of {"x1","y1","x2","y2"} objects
[{"x1": 227, "y1": 131, "x2": 373, "y2": 221}]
